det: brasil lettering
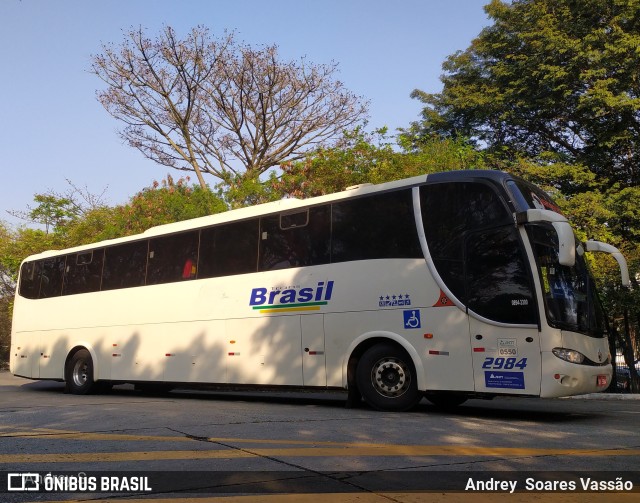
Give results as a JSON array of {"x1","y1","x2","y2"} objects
[{"x1": 250, "y1": 281, "x2": 334, "y2": 314}]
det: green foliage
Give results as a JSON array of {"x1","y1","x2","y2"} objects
[
  {"x1": 219, "y1": 173, "x2": 282, "y2": 209},
  {"x1": 110, "y1": 176, "x2": 227, "y2": 237},
  {"x1": 408, "y1": 0, "x2": 640, "y2": 186},
  {"x1": 11, "y1": 193, "x2": 80, "y2": 235},
  {"x1": 35, "y1": 178, "x2": 220, "y2": 247},
  {"x1": 61, "y1": 176, "x2": 228, "y2": 244},
  {"x1": 608, "y1": 187, "x2": 640, "y2": 243},
  {"x1": 0, "y1": 295, "x2": 9, "y2": 368},
  {"x1": 2, "y1": 227, "x2": 59, "y2": 276},
  {"x1": 63, "y1": 206, "x2": 122, "y2": 246},
  {"x1": 271, "y1": 127, "x2": 400, "y2": 198},
  {"x1": 4, "y1": 177, "x2": 227, "y2": 274},
  {"x1": 270, "y1": 128, "x2": 487, "y2": 199}
]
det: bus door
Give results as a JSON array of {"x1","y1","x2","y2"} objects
[
  {"x1": 469, "y1": 318, "x2": 541, "y2": 395},
  {"x1": 465, "y1": 226, "x2": 542, "y2": 395}
]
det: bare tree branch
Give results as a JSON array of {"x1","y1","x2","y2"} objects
[{"x1": 91, "y1": 26, "x2": 368, "y2": 188}]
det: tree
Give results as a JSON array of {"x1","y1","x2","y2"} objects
[
  {"x1": 0, "y1": 223, "x2": 15, "y2": 299},
  {"x1": 402, "y1": 0, "x2": 640, "y2": 381},
  {"x1": 0, "y1": 222, "x2": 60, "y2": 369},
  {"x1": 406, "y1": 0, "x2": 640, "y2": 187},
  {"x1": 270, "y1": 128, "x2": 486, "y2": 199},
  {"x1": 92, "y1": 26, "x2": 368, "y2": 189},
  {"x1": 60, "y1": 176, "x2": 228, "y2": 243},
  {"x1": 8, "y1": 180, "x2": 109, "y2": 236},
  {"x1": 9, "y1": 194, "x2": 79, "y2": 235},
  {"x1": 110, "y1": 175, "x2": 227, "y2": 236}
]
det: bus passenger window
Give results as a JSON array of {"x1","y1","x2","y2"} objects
[
  {"x1": 62, "y1": 249, "x2": 104, "y2": 295},
  {"x1": 259, "y1": 206, "x2": 330, "y2": 271},
  {"x1": 39, "y1": 256, "x2": 66, "y2": 298},
  {"x1": 199, "y1": 219, "x2": 259, "y2": 278},
  {"x1": 102, "y1": 240, "x2": 148, "y2": 290},
  {"x1": 147, "y1": 231, "x2": 199, "y2": 285},
  {"x1": 19, "y1": 260, "x2": 43, "y2": 299},
  {"x1": 332, "y1": 190, "x2": 421, "y2": 263}
]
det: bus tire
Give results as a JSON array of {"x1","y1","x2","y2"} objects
[
  {"x1": 65, "y1": 349, "x2": 96, "y2": 395},
  {"x1": 356, "y1": 343, "x2": 421, "y2": 412}
]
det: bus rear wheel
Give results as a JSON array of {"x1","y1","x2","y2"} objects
[
  {"x1": 65, "y1": 349, "x2": 96, "y2": 395},
  {"x1": 356, "y1": 343, "x2": 421, "y2": 411}
]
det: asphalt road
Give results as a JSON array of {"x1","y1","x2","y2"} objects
[{"x1": 1, "y1": 371, "x2": 639, "y2": 502}]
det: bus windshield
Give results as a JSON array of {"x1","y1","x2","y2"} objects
[
  {"x1": 507, "y1": 179, "x2": 606, "y2": 337},
  {"x1": 527, "y1": 224, "x2": 605, "y2": 337}
]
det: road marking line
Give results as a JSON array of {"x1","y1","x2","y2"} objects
[
  {"x1": 0, "y1": 450, "x2": 248, "y2": 463},
  {"x1": 2, "y1": 445, "x2": 640, "y2": 464},
  {"x1": 0, "y1": 428, "x2": 195, "y2": 442},
  {"x1": 0, "y1": 428, "x2": 397, "y2": 446}
]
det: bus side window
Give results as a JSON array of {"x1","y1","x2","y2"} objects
[
  {"x1": 331, "y1": 190, "x2": 421, "y2": 263},
  {"x1": 19, "y1": 260, "x2": 43, "y2": 299},
  {"x1": 199, "y1": 219, "x2": 260, "y2": 278},
  {"x1": 465, "y1": 226, "x2": 537, "y2": 324},
  {"x1": 102, "y1": 240, "x2": 148, "y2": 290},
  {"x1": 421, "y1": 182, "x2": 512, "y2": 303},
  {"x1": 147, "y1": 231, "x2": 199, "y2": 285},
  {"x1": 258, "y1": 206, "x2": 330, "y2": 271},
  {"x1": 62, "y1": 249, "x2": 104, "y2": 296},
  {"x1": 39, "y1": 256, "x2": 66, "y2": 299}
]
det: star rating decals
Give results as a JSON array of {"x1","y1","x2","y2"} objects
[{"x1": 378, "y1": 293, "x2": 412, "y2": 307}]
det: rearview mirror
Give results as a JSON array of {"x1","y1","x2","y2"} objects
[
  {"x1": 516, "y1": 209, "x2": 575, "y2": 267},
  {"x1": 585, "y1": 240, "x2": 631, "y2": 286}
]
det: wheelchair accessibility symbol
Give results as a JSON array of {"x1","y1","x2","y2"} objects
[{"x1": 403, "y1": 309, "x2": 421, "y2": 329}]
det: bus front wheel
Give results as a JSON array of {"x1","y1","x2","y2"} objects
[
  {"x1": 65, "y1": 349, "x2": 96, "y2": 395},
  {"x1": 356, "y1": 343, "x2": 421, "y2": 412}
]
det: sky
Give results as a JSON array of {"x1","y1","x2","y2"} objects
[{"x1": 0, "y1": 0, "x2": 491, "y2": 227}]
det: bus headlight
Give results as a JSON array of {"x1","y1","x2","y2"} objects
[{"x1": 552, "y1": 348, "x2": 585, "y2": 364}]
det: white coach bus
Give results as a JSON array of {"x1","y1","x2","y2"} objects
[{"x1": 10, "y1": 170, "x2": 630, "y2": 411}]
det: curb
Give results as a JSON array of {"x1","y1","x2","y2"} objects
[{"x1": 563, "y1": 393, "x2": 640, "y2": 400}]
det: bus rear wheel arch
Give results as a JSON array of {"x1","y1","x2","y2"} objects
[
  {"x1": 64, "y1": 348, "x2": 97, "y2": 395},
  {"x1": 355, "y1": 342, "x2": 421, "y2": 412}
]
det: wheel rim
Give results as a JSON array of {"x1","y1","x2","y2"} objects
[
  {"x1": 72, "y1": 359, "x2": 89, "y2": 387},
  {"x1": 370, "y1": 356, "x2": 411, "y2": 398}
]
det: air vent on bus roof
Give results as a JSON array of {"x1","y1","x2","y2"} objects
[{"x1": 345, "y1": 183, "x2": 373, "y2": 191}]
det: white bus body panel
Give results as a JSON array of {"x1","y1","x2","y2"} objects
[
  {"x1": 11, "y1": 258, "x2": 482, "y2": 393},
  {"x1": 10, "y1": 262, "x2": 612, "y2": 399}
]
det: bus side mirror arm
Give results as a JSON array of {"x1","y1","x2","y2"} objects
[
  {"x1": 585, "y1": 240, "x2": 631, "y2": 287},
  {"x1": 516, "y1": 209, "x2": 576, "y2": 267}
]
